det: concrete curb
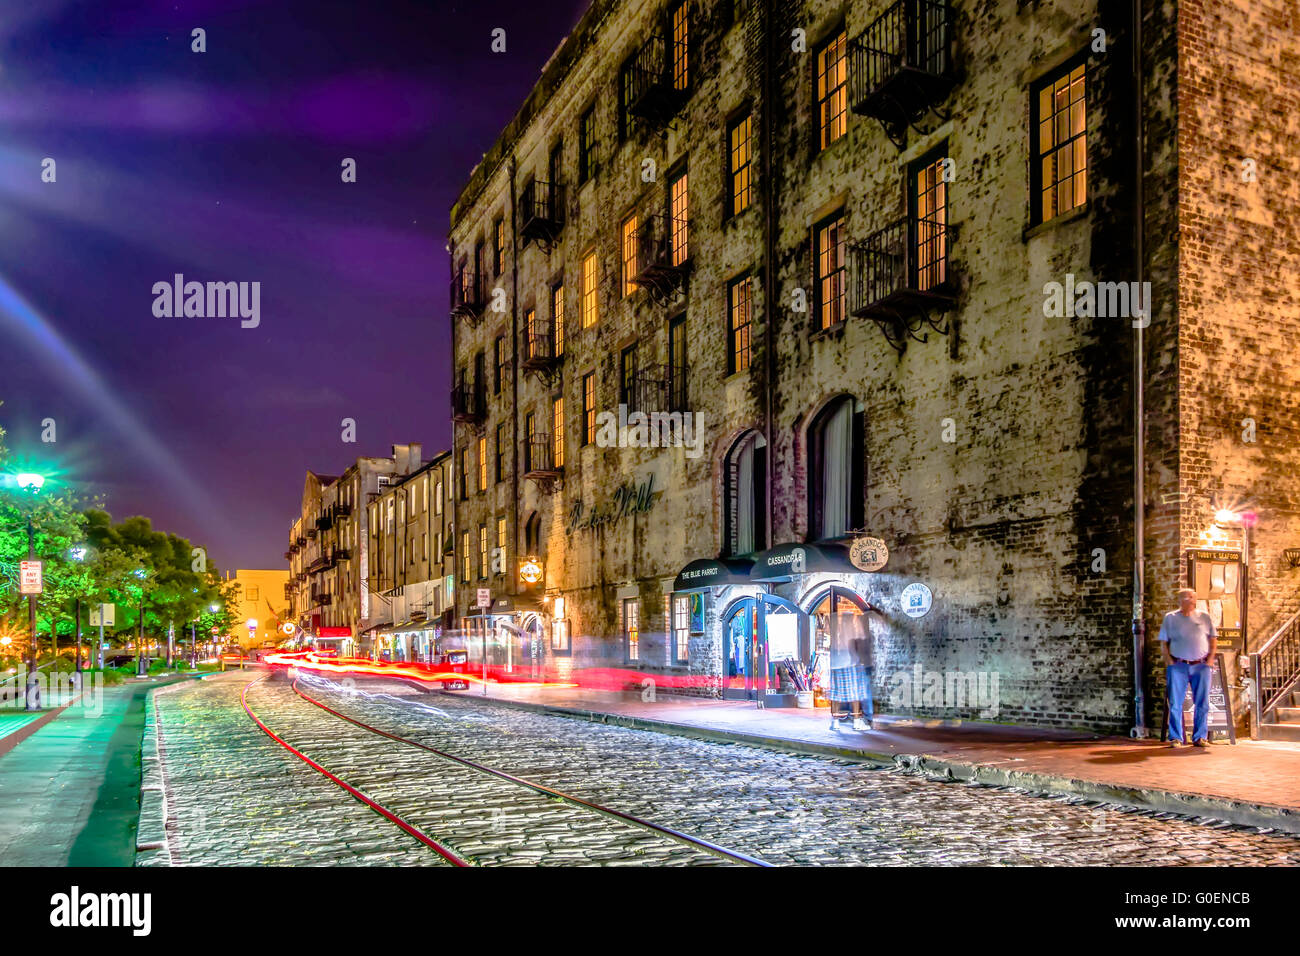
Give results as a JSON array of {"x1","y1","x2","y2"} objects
[{"x1": 458, "y1": 693, "x2": 1300, "y2": 836}]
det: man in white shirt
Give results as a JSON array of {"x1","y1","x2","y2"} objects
[{"x1": 1157, "y1": 588, "x2": 1217, "y2": 748}]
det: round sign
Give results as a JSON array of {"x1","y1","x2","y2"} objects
[
  {"x1": 849, "y1": 536, "x2": 889, "y2": 572},
  {"x1": 210, "y1": 627, "x2": 219, "y2": 635},
  {"x1": 279, "y1": 621, "x2": 297, "y2": 636},
  {"x1": 900, "y1": 583, "x2": 933, "y2": 618},
  {"x1": 519, "y1": 559, "x2": 543, "y2": 584}
]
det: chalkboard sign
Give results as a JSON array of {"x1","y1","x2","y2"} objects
[{"x1": 1180, "y1": 652, "x2": 1236, "y2": 744}]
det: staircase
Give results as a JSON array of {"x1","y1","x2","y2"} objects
[{"x1": 1252, "y1": 606, "x2": 1300, "y2": 742}]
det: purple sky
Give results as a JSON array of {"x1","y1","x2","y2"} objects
[{"x1": 0, "y1": 0, "x2": 587, "y2": 570}]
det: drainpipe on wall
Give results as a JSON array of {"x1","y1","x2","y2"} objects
[
  {"x1": 760, "y1": 0, "x2": 777, "y2": 550},
  {"x1": 509, "y1": 155, "x2": 521, "y2": 607},
  {"x1": 1130, "y1": 0, "x2": 1149, "y2": 738}
]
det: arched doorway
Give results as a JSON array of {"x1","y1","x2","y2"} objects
[
  {"x1": 804, "y1": 585, "x2": 871, "y2": 707},
  {"x1": 721, "y1": 593, "x2": 806, "y2": 702}
]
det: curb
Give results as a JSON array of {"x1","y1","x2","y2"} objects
[{"x1": 455, "y1": 692, "x2": 1300, "y2": 836}]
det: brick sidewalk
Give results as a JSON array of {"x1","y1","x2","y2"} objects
[{"x1": 458, "y1": 682, "x2": 1300, "y2": 832}]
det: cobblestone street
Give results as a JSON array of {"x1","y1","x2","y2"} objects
[{"x1": 139, "y1": 672, "x2": 1300, "y2": 866}]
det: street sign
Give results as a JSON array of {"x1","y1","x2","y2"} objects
[
  {"x1": 89, "y1": 603, "x2": 115, "y2": 627},
  {"x1": 476, "y1": 587, "x2": 491, "y2": 609},
  {"x1": 18, "y1": 560, "x2": 43, "y2": 595}
]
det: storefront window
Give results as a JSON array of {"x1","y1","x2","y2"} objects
[
  {"x1": 672, "y1": 594, "x2": 690, "y2": 663},
  {"x1": 624, "y1": 598, "x2": 640, "y2": 662}
]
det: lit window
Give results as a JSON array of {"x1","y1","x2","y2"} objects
[
  {"x1": 581, "y1": 251, "x2": 599, "y2": 327},
  {"x1": 494, "y1": 218, "x2": 506, "y2": 276},
  {"x1": 815, "y1": 213, "x2": 846, "y2": 330},
  {"x1": 673, "y1": 594, "x2": 690, "y2": 662},
  {"x1": 552, "y1": 283, "x2": 565, "y2": 357},
  {"x1": 669, "y1": 171, "x2": 688, "y2": 266},
  {"x1": 495, "y1": 423, "x2": 507, "y2": 483},
  {"x1": 478, "y1": 524, "x2": 488, "y2": 580},
  {"x1": 477, "y1": 436, "x2": 487, "y2": 492},
  {"x1": 579, "y1": 106, "x2": 597, "y2": 183},
  {"x1": 621, "y1": 216, "x2": 638, "y2": 297},
  {"x1": 582, "y1": 373, "x2": 596, "y2": 445},
  {"x1": 816, "y1": 31, "x2": 847, "y2": 150},
  {"x1": 624, "y1": 598, "x2": 640, "y2": 662},
  {"x1": 671, "y1": 2, "x2": 689, "y2": 91},
  {"x1": 912, "y1": 147, "x2": 949, "y2": 292},
  {"x1": 728, "y1": 276, "x2": 752, "y2": 374},
  {"x1": 553, "y1": 396, "x2": 565, "y2": 469},
  {"x1": 728, "y1": 113, "x2": 752, "y2": 216},
  {"x1": 1034, "y1": 62, "x2": 1087, "y2": 223}
]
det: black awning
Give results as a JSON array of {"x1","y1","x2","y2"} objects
[
  {"x1": 489, "y1": 594, "x2": 544, "y2": 614},
  {"x1": 673, "y1": 557, "x2": 755, "y2": 591},
  {"x1": 751, "y1": 541, "x2": 854, "y2": 582}
]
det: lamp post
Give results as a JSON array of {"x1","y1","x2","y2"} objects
[
  {"x1": 15, "y1": 473, "x2": 45, "y2": 710},
  {"x1": 69, "y1": 546, "x2": 88, "y2": 683},
  {"x1": 133, "y1": 568, "x2": 149, "y2": 677}
]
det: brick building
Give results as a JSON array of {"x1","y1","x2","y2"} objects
[
  {"x1": 447, "y1": 0, "x2": 1300, "y2": 735},
  {"x1": 366, "y1": 451, "x2": 458, "y2": 662}
]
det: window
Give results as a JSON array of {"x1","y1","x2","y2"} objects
[
  {"x1": 728, "y1": 113, "x2": 753, "y2": 217},
  {"x1": 808, "y1": 396, "x2": 863, "y2": 539},
  {"x1": 582, "y1": 373, "x2": 596, "y2": 445},
  {"x1": 494, "y1": 217, "x2": 506, "y2": 276},
  {"x1": 524, "y1": 411, "x2": 536, "y2": 472},
  {"x1": 620, "y1": 344, "x2": 639, "y2": 411},
  {"x1": 493, "y1": 335, "x2": 505, "y2": 394},
  {"x1": 460, "y1": 530, "x2": 470, "y2": 583},
  {"x1": 668, "y1": 315, "x2": 687, "y2": 412},
  {"x1": 551, "y1": 596, "x2": 570, "y2": 653},
  {"x1": 496, "y1": 515, "x2": 507, "y2": 571},
  {"x1": 495, "y1": 423, "x2": 507, "y2": 483},
  {"x1": 474, "y1": 240, "x2": 487, "y2": 288},
  {"x1": 247, "y1": 587, "x2": 259, "y2": 602},
  {"x1": 815, "y1": 30, "x2": 848, "y2": 151},
  {"x1": 422, "y1": 476, "x2": 428, "y2": 512},
  {"x1": 673, "y1": 594, "x2": 690, "y2": 663},
  {"x1": 728, "y1": 276, "x2": 752, "y2": 374},
  {"x1": 670, "y1": 1, "x2": 690, "y2": 91},
  {"x1": 478, "y1": 524, "x2": 488, "y2": 580},
  {"x1": 581, "y1": 251, "x2": 599, "y2": 327},
  {"x1": 552, "y1": 283, "x2": 565, "y2": 357},
  {"x1": 669, "y1": 170, "x2": 688, "y2": 265},
  {"x1": 387, "y1": 496, "x2": 395, "y2": 532},
  {"x1": 477, "y1": 435, "x2": 487, "y2": 492},
  {"x1": 458, "y1": 448, "x2": 469, "y2": 500},
  {"x1": 579, "y1": 105, "x2": 597, "y2": 183},
  {"x1": 524, "y1": 308, "x2": 538, "y2": 359},
  {"x1": 623, "y1": 598, "x2": 640, "y2": 662},
  {"x1": 911, "y1": 146, "x2": 949, "y2": 292},
  {"x1": 619, "y1": 56, "x2": 635, "y2": 142},
  {"x1": 422, "y1": 532, "x2": 428, "y2": 560},
  {"x1": 724, "y1": 431, "x2": 766, "y2": 555},
  {"x1": 553, "y1": 396, "x2": 565, "y2": 469},
  {"x1": 434, "y1": 481, "x2": 443, "y2": 515},
  {"x1": 1033, "y1": 61, "x2": 1087, "y2": 223},
  {"x1": 814, "y1": 212, "x2": 846, "y2": 330},
  {"x1": 548, "y1": 140, "x2": 563, "y2": 189},
  {"x1": 620, "y1": 215, "x2": 638, "y2": 297}
]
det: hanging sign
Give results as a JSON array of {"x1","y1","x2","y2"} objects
[
  {"x1": 519, "y1": 559, "x2": 543, "y2": 584},
  {"x1": 18, "y1": 560, "x2": 43, "y2": 594},
  {"x1": 849, "y1": 537, "x2": 889, "y2": 572},
  {"x1": 900, "y1": 582, "x2": 933, "y2": 618}
]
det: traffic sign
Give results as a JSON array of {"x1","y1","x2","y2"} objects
[
  {"x1": 476, "y1": 587, "x2": 491, "y2": 609},
  {"x1": 89, "y1": 603, "x2": 115, "y2": 626},
  {"x1": 18, "y1": 560, "x2": 43, "y2": 595}
]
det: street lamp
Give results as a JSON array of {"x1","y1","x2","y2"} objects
[
  {"x1": 133, "y1": 568, "x2": 149, "y2": 677},
  {"x1": 14, "y1": 472, "x2": 46, "y2": 710},
  {"x1": 69, "y1": 545, "x2": 89, "y2": 681}
]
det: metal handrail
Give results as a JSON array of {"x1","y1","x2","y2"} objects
[{"x1": 1252, "y1": 605, "x2": 1300, "y2": 725}]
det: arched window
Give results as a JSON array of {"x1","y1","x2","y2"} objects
[
  {"x1": 723, "y1": 431, "x2": 766, "y2": 556},
  {"x1": 807, "y1": 397, "x2": 863, "y2": 539}
]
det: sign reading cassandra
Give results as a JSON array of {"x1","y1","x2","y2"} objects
[
  {"x1": 152, "y1": 274, "x2": 261, "y2": 328},
  {"x1": 566, "y1": 475, "x2": 658, "y2": 534}
]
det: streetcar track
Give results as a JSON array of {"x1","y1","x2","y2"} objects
[{"x1": 289, "y1": 674, "x2": 770, "y2": 867}]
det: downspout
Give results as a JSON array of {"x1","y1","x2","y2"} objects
[
  {"x1": 1130, "y1": 0, "x2": 1148, "y2": 738},
  {"x1": 509, "y1": 155, "x2": 521, "y2": 603},
  {"x1": 760, "y1": 0, "x2": 777, "y2": 550}
]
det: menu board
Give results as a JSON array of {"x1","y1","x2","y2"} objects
[
  {"x1": 1187, "y1": 549, "x2": 1244, "y2": 647},
  {"x1": 1180, "y1": 652, "x2": 1236, "y2": 744}
]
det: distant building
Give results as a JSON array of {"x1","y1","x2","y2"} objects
[{"x1": 223, "y1": 568, "x2": 290, "y2": 649}]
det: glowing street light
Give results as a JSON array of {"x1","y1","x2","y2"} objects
[
  {"x1": 12, "y1": 470, "x2": 46, "y2": 710},
  {"x1": 14, "y1": 473, "x2": 45, "y2": 492}
]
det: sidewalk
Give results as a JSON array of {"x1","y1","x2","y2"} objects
[
  {"x1": 0, "y1": 674, "x2": 198, "y2": 866},
  {"x1": 458, "y1": 682, "x2": 1300, "y2": 834}
]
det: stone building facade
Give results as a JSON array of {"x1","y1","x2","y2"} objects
[
  {"x1": 447, "y1": 0, "x2": 1300, "y2": 734},
  {"x1": 285, "y1": 444, "x2": 427, "y2": 655}
]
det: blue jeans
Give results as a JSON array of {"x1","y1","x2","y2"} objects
[{"x1": 1166, "y1": 660, "x2": 1211, "y2": 742}]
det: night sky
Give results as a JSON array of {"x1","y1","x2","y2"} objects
[{"x1": 0, "y1": 0, "x2": 588, "y2": 571}]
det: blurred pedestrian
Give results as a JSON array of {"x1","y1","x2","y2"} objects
[{"x1": 828, "y1": 610, "x2": 874, "y2": 732}]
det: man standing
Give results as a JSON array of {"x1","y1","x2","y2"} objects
[{"x1": 1158, "y1": 588, "x2": 1217, "y2": 748}]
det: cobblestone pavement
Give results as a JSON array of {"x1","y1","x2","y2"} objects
[{"x1": 142, "y1": 671, "x2": 1300, "y2": 866}]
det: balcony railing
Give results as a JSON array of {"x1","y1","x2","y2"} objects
[
  {"x1": 522, "y1": 435, "x2": 561, "y2": 479},
  {"x1": 849, "y1": 0, "x2": 956, "y2": 144},
  {"x1": 624, "y1": 33, "x2": 688, "y2": 129},
  {"x1": 632, "y1": 214, "x2": 690, "y2": 302},
  {"x1": 449, "y1": 269, "x2": 487, "y2": 324},
  {"x1": 850, "y1": 215, "x2": 955, "y2": 348},
  {"x1": 450, "y1": 382, "x2": 487, "y2": 424},
  {"x1": 1253, "y1": 607, "x2": 1300, "y2": 733},
  {"x1": 631, "y1": 363, "x2": 689, "y2": 415},
  {"x1": 333, "y1": 502, "x2": 352, "y2": 518},
  {"x1": 316, "y1": 513, "x2": 333, "y2": 531},
  {"x1": 522, "y1": 316, "x2": 560, "y2": 374},
  {"x1": 520, "y1": 180, "x2": 565, "y2": 248}
]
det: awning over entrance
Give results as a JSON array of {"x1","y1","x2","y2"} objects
[
  {"x1": 674, "y1": 557, "x2": 755, "y2": 591},
  {"x1": 751, "y1": 541, "x2": 855, "y2": 582},
  {"x1": 487, "y1": 594, "x2": 544, "y2": 615}
]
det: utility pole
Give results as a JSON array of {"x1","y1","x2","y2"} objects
[{"x1": 26, "y1": 514, "x2": 40, "y2": 711}]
